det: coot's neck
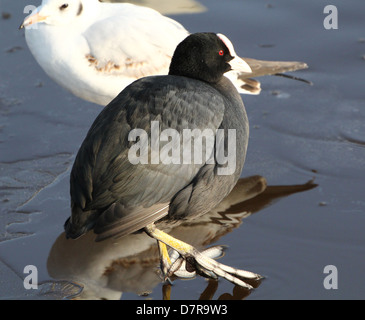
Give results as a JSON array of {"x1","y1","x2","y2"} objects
[
  {"x1": 168, "y1": 58, "x2": 227, "y2": 84},
  {"x1": 211, "y1": 76, "x2": 243, "y2": 108}
]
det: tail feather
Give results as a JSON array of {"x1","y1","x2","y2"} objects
[
  {"x1": 229, "y1": 57, "x2": 309, "y2": 95},
  {"x1": 242, "y1": 57, "x2": 308, "y2": 78},
  {"x1": 64, "y1": 205, "x2": 98, "y2": 239}
]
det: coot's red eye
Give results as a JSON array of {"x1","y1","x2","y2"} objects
[{"x1": 219, "y1": 50, "x2": 224, "y2": 56}]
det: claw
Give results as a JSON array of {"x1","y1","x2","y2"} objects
[
  {"x1": 166, "y1": 256, "x2": 185, "y2": 279},
  {"x1": 146, "y1": 223, "x2": 261, "y2": 288},
  {"x1": 166, "y1": 246, "x2": 226, "y2": 279},
  {"x1": 168, "y1": 246, "x2": 260, "y2": 289},
  {"x1": 193, "y1": 251, "x2": 257, "y2": 289}
]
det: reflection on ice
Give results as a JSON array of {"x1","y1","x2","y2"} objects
[{"x1": 47, "y1": 176, "x2": 316, "y2": 300}]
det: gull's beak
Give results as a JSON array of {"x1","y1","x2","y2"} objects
[
  {"x1": 229, "y1": 55, "x2": 252, "y2": 74},
  {"x1": 19, "y1": 11, "x2": 48, "y2": 29}
]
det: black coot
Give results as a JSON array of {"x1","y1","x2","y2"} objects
[{"x1": 65, "y1": 32, "x2": 261, "y2": 288}]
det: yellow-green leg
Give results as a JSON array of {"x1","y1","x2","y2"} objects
[{"x1": 145, "y1": 223, "x2": 262, "y2": 289}]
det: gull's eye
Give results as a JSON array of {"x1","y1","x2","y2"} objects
[
  {"x1": 59, "y1": 3, "x2": 69, "y2": 10},
  {"x1": 218, "y1": 50, "x2": 224, "y2": 56}
]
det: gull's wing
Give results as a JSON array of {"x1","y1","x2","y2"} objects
[{"x1": 82, "y1": 4, "x2": 189, "y2": 79}]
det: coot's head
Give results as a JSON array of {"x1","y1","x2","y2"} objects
[{"x1": 169, "y1": 32, "x2": 252, "y2": 83}]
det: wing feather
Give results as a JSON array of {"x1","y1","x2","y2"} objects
[
  {"x1": 68, "y1": 76, "x2": 225, "y2": 239},
  {"x1": 83, "y1": 5, "x2": 188, "y2": 79}
]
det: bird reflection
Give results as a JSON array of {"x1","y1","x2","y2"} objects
[{"x1": 47, "y1": 175, "x2": 317, "y2": 300}]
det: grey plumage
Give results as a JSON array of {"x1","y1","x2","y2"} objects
[{"x1": 66, "y1": 74, "x2": 248, "y2": 240}]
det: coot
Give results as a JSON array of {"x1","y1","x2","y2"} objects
[{"x1": 65, "y1": 32, "x2": 261, "y2": 288}]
